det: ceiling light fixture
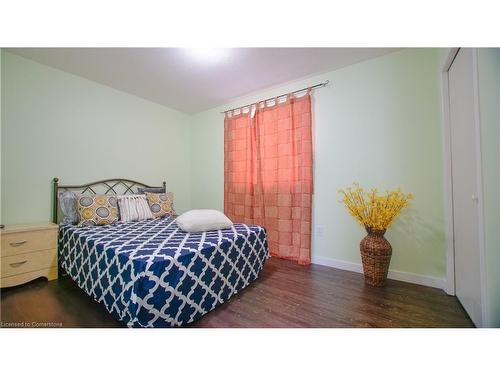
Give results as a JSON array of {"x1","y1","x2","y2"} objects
[{"x1": 184, "y1": 48, "x2": 230, "y2": 64}]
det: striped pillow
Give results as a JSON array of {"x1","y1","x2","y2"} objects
[{"x1": 117, "y1": 195, "x2": 154, "y2": 223}]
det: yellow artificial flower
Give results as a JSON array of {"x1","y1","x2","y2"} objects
[{"x1": 338, "y1": 183, "x2": 413, "y2": 230}]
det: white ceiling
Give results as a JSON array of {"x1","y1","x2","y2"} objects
[{"x1": 7, "y1": 48, "x2": 398, "y2": 113}]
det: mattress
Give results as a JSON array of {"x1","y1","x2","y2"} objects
[{"x1": 58, "y1": 216, "x2": 268, "y2": 327}]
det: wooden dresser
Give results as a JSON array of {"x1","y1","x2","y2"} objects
[{"x1": 1, "y1": 222, "x2": 58, "y2": 288}]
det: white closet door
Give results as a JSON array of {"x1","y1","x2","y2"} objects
[{"x1": 448, "y1": 48, "x2": 483, "y2": 327}]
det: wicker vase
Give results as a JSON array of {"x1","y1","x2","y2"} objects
[{"x1": 360, "y1": 227, "x2": 392, "y2": 286}]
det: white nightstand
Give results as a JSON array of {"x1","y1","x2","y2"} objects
[{"x1": 1, "y1": 222, "x2": 58, "y2": 287}]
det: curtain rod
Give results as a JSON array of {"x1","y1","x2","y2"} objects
[{"x1": 220, "y1": 80, "x2": 330, "y2": 114}]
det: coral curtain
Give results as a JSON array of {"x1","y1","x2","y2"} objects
[{"x1": 224, "y1": 92, "x2": 313, "y2": 265}]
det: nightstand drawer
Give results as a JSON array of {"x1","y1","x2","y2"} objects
[
  {"x1": 1, "y1": 248, "x2": 57, "y2": 278},
  {"x1": 1, "y1": 229, "x2": 57, "y2": 257}
]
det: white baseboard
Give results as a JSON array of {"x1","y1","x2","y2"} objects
[{"x1": 311, "y1": 255, "x2": 446, "y2": 290}]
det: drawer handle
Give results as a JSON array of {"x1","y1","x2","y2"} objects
[
  {"x1": 9, "y1": 260, "x2": 28, "y2": 268},
  {"x1": 9, "y1": 240, "x2": 27, "y2": 247}
]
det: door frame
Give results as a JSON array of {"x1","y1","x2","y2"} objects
[{"x1": 440, "y1": 48, "x2": 489, "y2": 326}]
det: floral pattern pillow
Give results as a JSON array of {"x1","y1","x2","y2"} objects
[
  {"x1": 145, "y1": 192, "x2": 176, "y2": 218},
  {"x1": 76, "y1": 194, "x2": 119, "y2": 226}
]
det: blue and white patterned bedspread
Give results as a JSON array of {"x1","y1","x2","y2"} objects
[{"x1": 58, "y1": 216, "x2": 268, "y2": 327}]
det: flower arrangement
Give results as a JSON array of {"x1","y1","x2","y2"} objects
[{"x1": 338, "y1": 183, "x2": 414, "y2": 231}]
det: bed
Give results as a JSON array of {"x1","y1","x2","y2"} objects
[{"x1": 53, "y1": 178, "x2": 268, "y2": 327}]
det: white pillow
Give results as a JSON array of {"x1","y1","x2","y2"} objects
[
  {"x1": 176, "y1": 209, "x2": 233, "y2": 233},
  {"x1": 118, "y1": 195, "x2": 154, "y2": 223}
]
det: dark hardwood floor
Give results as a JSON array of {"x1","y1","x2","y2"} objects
[{"x1": 0, "y1": 258, "x2": 473, "y2": 328}]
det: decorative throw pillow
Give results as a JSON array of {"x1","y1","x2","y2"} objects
[
  {"x1": 58, "y1": 190, "x2": 79, "y2": 225},
  {"x1": 118, "y1": 195, "x2": 154, "y2": 223},
  {"x1": 137, "y1": 187, "x2": 166, "y2": 194},
  {"x1": 76, "y1": 194, "x2": 119, "y2": 226},
  {"x1": 145, "y1": 192, "x2": 176, "y2": 218}
]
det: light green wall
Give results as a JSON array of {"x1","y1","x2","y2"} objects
[
  {"x1": 191, "y1": 49, "x2": 446, "y2": 278},
  {"x1": 1, "y1": 51, "x2": 192, "y2": 224},
  {"x1": 477, "y1": 48, "x2": 500, "y2": 327}
]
